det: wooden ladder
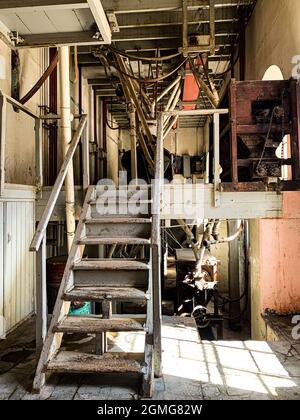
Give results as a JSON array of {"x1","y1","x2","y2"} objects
[{"x1": 33, "y1": 185, "x2": 156, "y2": 397}]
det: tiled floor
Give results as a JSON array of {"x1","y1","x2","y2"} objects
[{"x1": 0, "y1": 316, "x2": 299, "y2": 400}]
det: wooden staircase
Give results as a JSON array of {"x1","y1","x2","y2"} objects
[{"x1": 33, "y1": 185, "x2": 156, "y2": 397}]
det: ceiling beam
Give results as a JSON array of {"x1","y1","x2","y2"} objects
[
  {"x1": 115, "y1": 8, "x2": 237, "y2": 29},
  {"x1": 0, "y1": 0, "x2": 88, "y2": 11},
  {"x1": 18, "y1": 31, "x2": 105, "y2": 48},
  {"x1": 112, "y1": 21, "x2": 237, "y2": 42},
  {"x1": 101, "y1": 0, "x2": 252, "y2": 14},
  {"x1": 87, "y1": 0, "x2": 111, "y2": 44}
]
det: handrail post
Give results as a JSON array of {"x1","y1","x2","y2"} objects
[
  {"x1": 82, "y1": 123, "x2": 90, "y2": 191},
  {"x1": 213, "y1": 113, "x2": 220, "y2": 207},
  {"x1": 152, "y1": 111, "x2": 164, "y2": 378},
  {"x1": 35, "y1": 117, "x2": 43, "y2": 197},
  {"x1": 0, "y1": 95, "x2": 7, "y2": 197},
  {"x1": 36, "y1": 233, "x2": 47, "y2": 358}
]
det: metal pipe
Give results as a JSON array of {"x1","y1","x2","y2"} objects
[
  {"x1": 163, "y1": 115, "x2": 178, "y2": 139},
  {"x1": 164, "y1": 83, "x2": 182, "y2": 129},
  {"x1": 128, "y1": 104, "x2": 138, "y2": 180},
  {"x1": 165, "y1": 81, "x2": 181, "y2": 113},
  {"x1": 59, "y1": 46, "x2": 76, "y2": 252},
  {"x1": 151, "y1": 75, "x2": 181, "y2": 117},
  {"x1": 182, "y1": 0, "x2": 188, "y2": 51}
]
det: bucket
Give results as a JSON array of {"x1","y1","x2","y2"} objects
[{"x1": 46, "y1": 256, "x2": 90, "y2": 315}]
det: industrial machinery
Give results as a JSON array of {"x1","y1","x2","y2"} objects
[{"x1": 222, "y1": 79, "x2": 300, "y2": 189}]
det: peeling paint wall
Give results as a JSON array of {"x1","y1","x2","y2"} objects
[{"x1": 0, "y1": 41, "x2": 48, "y2": 186}]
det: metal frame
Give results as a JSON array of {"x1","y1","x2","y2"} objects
[{"x1": 160, "y1": 108, "x2": 228, "y2": 208}]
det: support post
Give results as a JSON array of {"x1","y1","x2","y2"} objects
[
  {"x1": 213, "y1": 113, "x2": 220, "y2": 207},
  {"x1": 128, "y1": 104, "x2": 137, "y2": 181},
  {"x1": 82, "y1": 124, "x2": 90, "y2": 191},
  {"x1": 209, "y1": 0, "x2": 216, "y2": 55},
  {"x1": 59, "y1": 46, "x2": 76, "y2": 252},
  {"x1": 228, "y1": 220, "x2": 241, "y2": 327},
  {"x1": 182, "y1": 0, "x2": 188, "y2": 53},
  {"x1": 36, "y1": 234, "x2": 47, "y2": 357},
  {"x1": 35, "y1": 118, "x2": 43, "y2": 196},
  {"x1": 0, "y1": 95, "x2": 7, "y2": 197},
  {"x1": 152, "y1": 112, "x2": 163, "y2": 378},
  {"x1": 230, "y1": 81, "x2": 238, "y2": 182}
]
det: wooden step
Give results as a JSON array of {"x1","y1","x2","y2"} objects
[
  {"x1": 46, "y1": 351, "x2": 143, "y2": 374},
  {"x1": 84, "y1": 218, "x2": 151, "y2": 239},
  {"x1": 73, "y1": 260, "x2": 149, "y2": 271},
  {"x1": 53, "y1": 315, "x2": 144, "y2": 333},
  {"x1": 63, "y1": 286, "x2": 148, "y2": 302},
  {"x1": 78, "y1": 237, "x2": 151, "y2": 246},
  {"x1": 85, "y1": 218, "x2": 151, "y2": 224}
]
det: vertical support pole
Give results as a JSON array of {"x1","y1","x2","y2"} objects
[
  {"x1": 152, "y1": 112, "x2": 163, "y2": 378},
  {"x1": 128, "y1": 104, "x2": 138, "y2": 181},
  {"x1": 182, "y1": 0, "x2": 188, "y2": 53},
  {"x1": 35, "y1": 118, "x2": 43, "y2": 196},
  {"x1": 209, "y1": 0, "x2": 216, "y2": 55},
  {"x1": 230, "y1": 81, "x2": 238, "y2": 183},
  {"x1": 96, "y1": 300, "x2": 112, "y2": 355},
  {"x1": 36, "y1": 234, "x2": 47, "y2": 357},
  {"x1": 59, "y1": 46, "x2": 76, "y2": 252},
  {"x1": 228, "y1": 220, "x2": 241, "y2": 327},
  {"x1": 82, "y1": 124, "x2": 90, "y2": 191},
  {"x1": 0, "y1": 95, "x2": 7, "y2": 197},
  {"x1": 213, "y1": 113, "x2": 220, "y2": 207}
]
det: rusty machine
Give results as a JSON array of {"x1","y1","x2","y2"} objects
[{"x1": 220, "y1": 79, "x2": 300, "y2": 191}]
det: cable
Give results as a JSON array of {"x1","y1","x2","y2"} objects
[
  {"x1": 110, "y1": 55, "x2": 188, "y2": 84},
  {"x1": 107, "y1": 45, "x2": 182, "y2": 62}
]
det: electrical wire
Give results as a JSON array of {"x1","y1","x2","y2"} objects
[
  {"x1": 110, "y1": 55, "x2": 188, "y2": 84},
  {"x1": 107, "y1": 45, "x2": 182, "y2": 62}
]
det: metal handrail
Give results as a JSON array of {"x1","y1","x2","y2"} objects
[{"x1": 30, "y1": 114, "x2": 88, "y2": 252}]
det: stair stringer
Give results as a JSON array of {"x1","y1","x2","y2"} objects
[{"x1": 32, "y1": 186, "x2": 94, "y2": 392}]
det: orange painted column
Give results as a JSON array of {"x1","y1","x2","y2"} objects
[{"x1": 259, "y1": 192, "x2": 300, "y2": 314}]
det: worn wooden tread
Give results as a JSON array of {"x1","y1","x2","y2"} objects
[
  {"x1": 46, "y1": 351, "x2": 143, "y2": 374},
  {"x1": 89, "y1": 199, "x2": 152, "y2": 205},
  {"x1": 78, "y1": 237, "x2": 151, "y2": 246},
  {"x1": 85, "y1": 217, "x2": 151, "y2": 224},
  {"x1": 53, "y1": 315, "x2": 144, "y2": 333},
  {"x1": 63, "y1": 286, "x2": 148, "y2": 302},
  {"x1": 73, "y1": 260, "x2": 149, "y2": 271}
]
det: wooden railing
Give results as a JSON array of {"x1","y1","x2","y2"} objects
[{"x1": 30, "y1": 114, "x2": 88, "y2": 252}]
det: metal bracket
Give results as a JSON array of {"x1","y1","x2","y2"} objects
[{"x1": 106, "y1": 11, "x2": 120, "y2": 33}]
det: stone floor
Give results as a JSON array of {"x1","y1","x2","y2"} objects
[{"x1": 0, "y1": 315, "x2": 300, "y2": 400}]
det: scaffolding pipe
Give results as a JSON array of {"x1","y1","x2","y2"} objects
[
  {"x1": 59, "y1": 46, "x2": 76, "y2": 252},
  {"x1": 151, "y1": 75, "x2": 181, "y2": 117},
  {"x1": 129, "y1": 104, "x2": 138, "y2": 180}
]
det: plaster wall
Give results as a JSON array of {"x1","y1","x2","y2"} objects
[{"x1": 245, "y1": 0, "x2": 300, "y2": 338}]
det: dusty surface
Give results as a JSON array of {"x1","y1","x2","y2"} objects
[{"x1": 0, "y1": 316, "x2": 299, "y2": 400}]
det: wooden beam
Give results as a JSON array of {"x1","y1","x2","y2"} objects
[
  {"x1": 18, "y1": 31, "x2": 104, "y2": 48},
  {"x1": 35, "y1": 234, "x2": 47, "y2": 357},
  {"x1": 87, "y1": 0, "x2": 112, "y2": 44},
  {"x1": 0, "y1": 0, "x2": 88, "y2": 10},
  {"x1": 30, "y1": 115, "x2": 87, "y2": 252}
]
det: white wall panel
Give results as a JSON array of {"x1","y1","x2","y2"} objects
[{"x1": 0, "y1": 185, "x2": 35, "y2": 336}]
